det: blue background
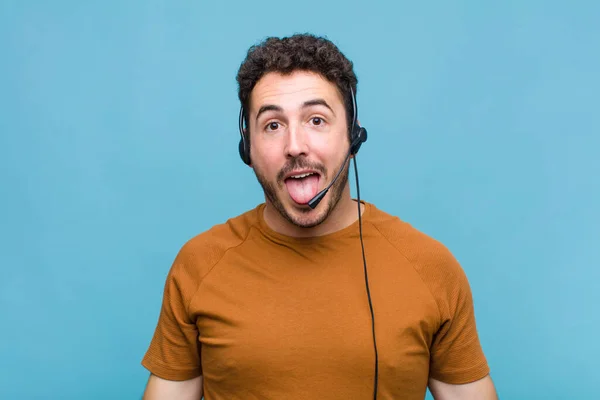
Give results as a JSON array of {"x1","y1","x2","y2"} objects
[{"x1": 1, "y1": 1, "x2": 598, "y2": 399}]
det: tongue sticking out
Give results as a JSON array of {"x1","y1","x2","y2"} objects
[{"x1": 285, "y1": 174, "x2": 320, "y2": 205}]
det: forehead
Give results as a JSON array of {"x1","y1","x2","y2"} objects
[{"x1": 249, "y1": 70, "x2": 344, "y2": 113}]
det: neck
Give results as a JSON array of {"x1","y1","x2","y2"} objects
[{"x1": 262, "y1": 183, "x2": 364, "y2": 238}]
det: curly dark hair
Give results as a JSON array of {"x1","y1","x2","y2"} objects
[{"x1": 236, "y1": 33, "x2": 358, "y2": 136}]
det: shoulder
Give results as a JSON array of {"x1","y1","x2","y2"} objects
[
  {"x1": 167, "y1": 205, "x2": 261, "y2": 285},
  {"x1": 366, "y1": 203, "x2": 469, "y2": 305}
]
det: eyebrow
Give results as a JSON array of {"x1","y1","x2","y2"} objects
[
  {"x1": 256, "y1": 104, "x2": 283, "y2": 121},
  {"x1": 255, "y1": 98, "x2": 334, "y2": 121},
  {"x1": 302, "y1": 99, "x2": 334, "y2": 113}
]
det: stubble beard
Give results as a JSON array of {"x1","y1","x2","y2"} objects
[{"x1": 253, "y1": 156, "x2": 350, "y2": 229}]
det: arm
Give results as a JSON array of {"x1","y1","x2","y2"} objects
[
  {"x1": 141, "y1": 251, "x2": 206, "y2": 398},
  {"x1": 142, "y1": 373, "x2": 203, "y2": 400},
  {"x1": 429, "y1": 374, "x2": 498, "y2": 400}
]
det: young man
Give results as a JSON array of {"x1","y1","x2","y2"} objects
[{"x1": 141, "y1": 34, "x2": 498, "y2": 399}]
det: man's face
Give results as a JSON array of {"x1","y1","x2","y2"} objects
[{"x1": 247, "y1": 70, "x2": 351, "y2": 229}]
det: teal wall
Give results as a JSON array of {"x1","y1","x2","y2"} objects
[{"x1": 1, "y1": 1, "x2": 598, "y2": 398}]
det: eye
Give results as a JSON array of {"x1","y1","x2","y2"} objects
[
  {"x1": 265, "y1": 122, "x2": 280, "y2": 131},
  {"x1": 311, "y1": 117, "x2": 324, "y2": 126}
]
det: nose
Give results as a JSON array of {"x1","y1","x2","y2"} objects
[{"x1": 285, "y1": 122, "x2": 309, "y2": 159}]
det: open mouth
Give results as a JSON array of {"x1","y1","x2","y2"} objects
[{"x1": 284, "y1": 172, "x2": 321, "y2": 205}]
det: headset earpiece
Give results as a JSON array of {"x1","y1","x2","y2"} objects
[
  {"x1": 239, "y1": 137, "x2": 250, "y2": 165},
  {"x1": 348, "y1": 86, "x2": 367, "y2": 156},
  {"x1": 239, "y1": 106, "x2": 251, "y2": 165},
  {"x1": 350, "y1": 126, "x2": 368, "y2": 155}
]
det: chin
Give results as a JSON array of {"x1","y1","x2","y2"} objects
[
  {"x1": 285, "y1": 205, "x2": 329, "y2": 228},
  {"x1": 276, "y1": 190, "x2": 344, "y2": 229}
]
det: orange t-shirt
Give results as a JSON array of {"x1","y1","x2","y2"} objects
[{"x1": 142, "y1": 201, "x2": 490, "y2": 399}]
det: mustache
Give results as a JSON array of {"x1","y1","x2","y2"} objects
[{"x1": 277, "y1": 157, "x2": 326, "y2": 182}]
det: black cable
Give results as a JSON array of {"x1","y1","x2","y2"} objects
[{"x1": 353, "y1": 156, "x2": 378, "y2": 400}]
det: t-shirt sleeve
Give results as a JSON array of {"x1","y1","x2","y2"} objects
[
  {"x1": 429, "y1": 253, "x2": 490, "y2": 384},
  {"x1": 141, "y1": 257, "x2": 203, "y2": 381}
]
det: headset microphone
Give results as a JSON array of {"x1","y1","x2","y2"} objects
[
  {"x1": 307, "y1": 151, "x2": 351, "y2": 209},
  {"x1": 306, "y1": 127, "x2": 365, "y2": 209}
]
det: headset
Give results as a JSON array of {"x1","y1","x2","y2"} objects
[{"x1": 238, "y1": 86, "x2": 379, "y2": 400}]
